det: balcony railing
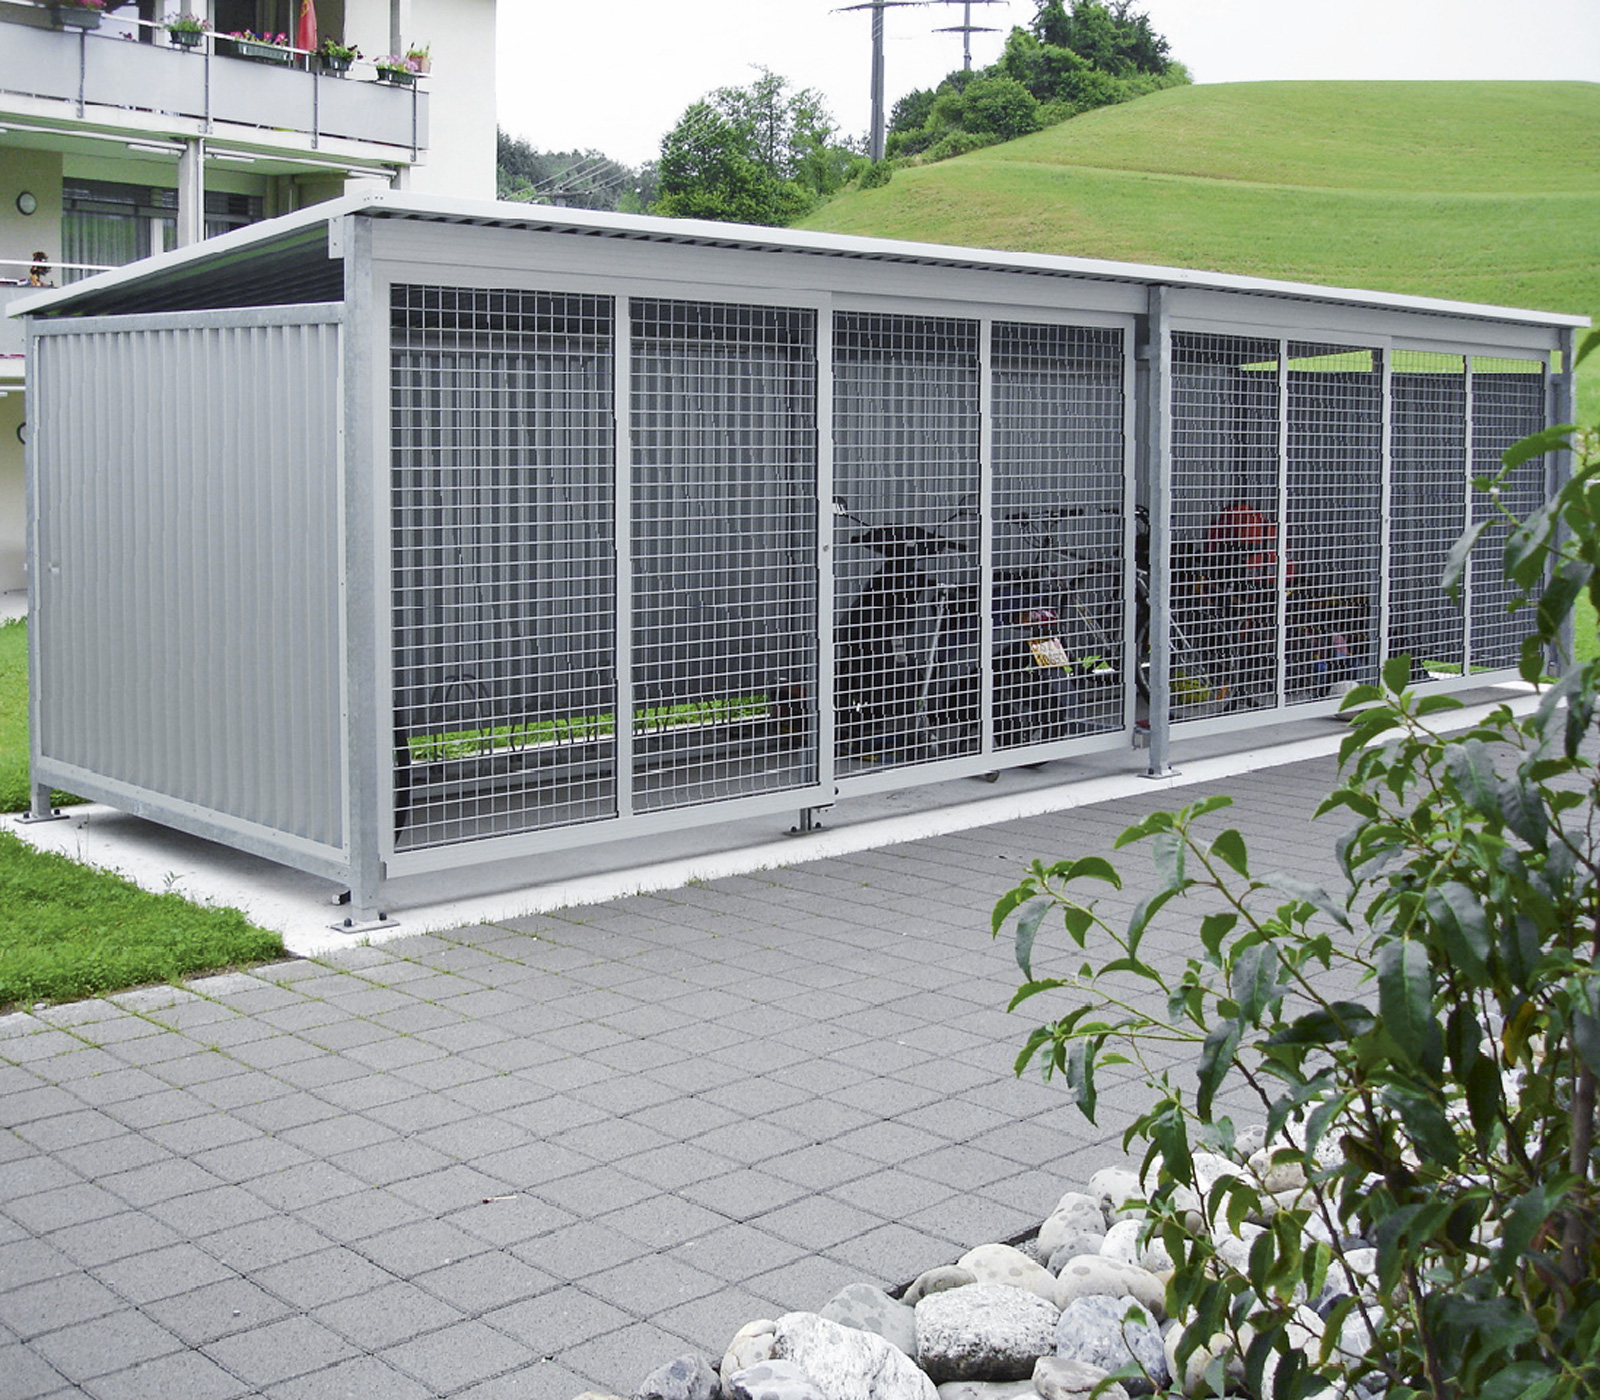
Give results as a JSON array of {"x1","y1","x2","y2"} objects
[
  {"x1": 1, "y1": 259, "x2": 112, "y2": 357},
  {"x1": 0, "y1": 9, "x2": 428, "y2": 158}
]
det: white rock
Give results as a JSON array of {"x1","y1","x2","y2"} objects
[
  {"x1": 727, "y1": 1361, "x2": 827, "y2": 1400},
  {"x1": 1138, "y1": 1235, "x2": 1175, "y2": 1275},
  {"x1": 1037, "y1": 1194, "x2": 1109, "y2": 1261},
  {"x1": 1086, "y1": 1167, "x2": 1143, "y2": 1220},
  {"x1": 772, "y1": 1312, "x2": 937, "y2": 1400},
  {"x1": 1033, "y1": 1355, "x2": 1129, "y2": 1400},
  {"x1": 957, "y1": 1244, "x2": 1060, "y2": 1305},
  {"x1": 1099, "y1": 1220, "x2": 1144, "y2": 1268},
  {"x1": 902, "y1": 1267, "x2": 978, "y2": 1307},
  {"x1": 723, "y1": 1321, "x2": 778, "y2": 1399},
  {"x1": 934, "y1": 1382, "x2": 1038, "y2": 1400},
  {"x1": 1052, "y1": 1257, "x2": 1165, "y2": 1319},
  {"x1": 915, "y1": 1282, "x2": 1059, "y2": 1383},
  {"x1": 1161, "y1": 1326, "x2": 1238, "y2": 1398},
  {"x1": 1045, "y1": 1234, "x2": 1106, "y2": 1275},
  {"x1": 1053, "y1": 1295, "x2": 1168, "y2": 1395}
]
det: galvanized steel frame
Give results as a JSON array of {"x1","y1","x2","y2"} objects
[{"x1": 19, "y1": 206, "x2": 1580, "y2": 918}]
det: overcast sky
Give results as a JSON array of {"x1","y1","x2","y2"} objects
[{"x1": 495, "y1": 0, "x2": 1600, "y2": 169}]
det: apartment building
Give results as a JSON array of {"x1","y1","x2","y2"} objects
[{"x1": 0, "y1": 0, "x2": 498, "y2": 593}]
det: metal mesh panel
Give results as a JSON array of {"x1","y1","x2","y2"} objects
[
  {"x1": 991, "y1": 322, "x2": 1127, "y2": 746},
  {"x1": 391, "y1": 285, "x2": 617, "y2": 850},
  {"x1": 629, "y1": 299, "x2": 818, "y2": 813},
  {"x1": 1170, "y1": 333, "x2": 1281, "y2": 716},
  {"x1": 1388, "y1": 351, "x2": 1468, "y2": 679},
  {"x1": 1285, "y1": 344, "x2": 1383, "y2": 703},
  {"x1": 1470, "y1": 358, "x2": 1547, "y2": 670},
  {"x1": 833, "y1": 312, "x2": 981, "y2": 770}
]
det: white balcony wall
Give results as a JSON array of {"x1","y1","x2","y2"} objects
[
  {"x1": 345, "y1": 0, "x2": 495, "y2": 198},
  {"x1": 0, "y1": 22, "x2": 428, "y2": 156}
]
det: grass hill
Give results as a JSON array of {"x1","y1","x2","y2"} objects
[{"x1": 800, "y1": 81, "x2": 1599, "y2": 410}]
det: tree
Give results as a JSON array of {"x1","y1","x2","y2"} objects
[
  {"x1": 993, "y1": 332, "x2": 1600, "y2": 1397},
  {"x1": 653, "y1": 70, "x2": 863, "y2": 226},
  {"x1": 1032, "y1": 0, "x2": 1171, "y2": 76},
  {"x1": 495, "y1": 131, "x2": 648, "y2": 212},
  {"x1": 884, "y1": 0, "x2": 1186, "y2": 165}
]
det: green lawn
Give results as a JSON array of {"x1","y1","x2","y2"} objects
[
  {"x1": 0, "y1": 618, "x2": 284, "y2": 1012},
  {"x1": 804, "y1": 80, "x2": 1600, "y2": 326}
]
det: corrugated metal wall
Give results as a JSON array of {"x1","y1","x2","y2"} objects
[{"x1": 32, "y1": 310, "x2": 345, "y2": 849}]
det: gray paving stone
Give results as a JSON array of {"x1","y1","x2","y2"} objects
[
  {"x1": 414, "y1": 1252, "x2": 560, "y2": 1313},
  {"x1": 141, "y1": 1276, "x2": 294, "y2": 1346},
  {"x1": 378, "y1": 1316, "x2": 540, "y2": 1392},
  {"x1": 26, "y1": 1307, "x2": 182, "y2": 1383},
  {"x1": 314, "y1": 1278, "x2": 467, "y2": 1350},
  {"x1": 0, "y1": 1341, "x2": 71, "y2": 1399},
  {"x1": 80, "y1": 1346, "x2": 251, "y2": 1400},
  {"x1": 202, "y1": 1313, "x2": 359, "y2": 1386},
  {"x1": 484, "y1": 1286, "x2": 635, "y2": 1353},
  {"x1": 259, "y1": 1353, "x2": 435, "y2": 1400},
  {"x1": 94, "y1": 1240, "x2": 236, "y2": 1303}
]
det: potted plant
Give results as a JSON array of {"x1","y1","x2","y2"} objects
[
  {"x1": 314, "y1": 36, "x2": 360, "y2": 75},
  {"x1": 165, "y1": 12, "x2": 209, "y2": 48},
  {"x1": 227, "y1": 29, "x2": 292, "y2": 63},
  {"x1": 373, "y1": 53, "x2": 420, "y2": 84},
  {"x1": 403, "y1": 41, "x2": 430, "y2": 74},
  {"x1": 49, "y1": 0, "x2": 106, "y2": 30}
]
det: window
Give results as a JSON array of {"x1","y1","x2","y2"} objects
[{"x1": 61, "y1": 181, "x2": 264, "y2": 283}]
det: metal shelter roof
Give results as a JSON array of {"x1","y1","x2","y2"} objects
[{"x1": 8, "y1": 190, "x2": 1591, "y2": 329}]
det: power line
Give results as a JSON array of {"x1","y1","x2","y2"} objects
[{"x1": 836, "y1": 0, "x2": 1006, "y2": 159}]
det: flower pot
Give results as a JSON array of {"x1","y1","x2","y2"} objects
[
  {"x1": 50, "y1": 5, "x2": 102, "y2": 29},
  {"x1": 405, "y1": 54, "x2": 430, "y2": 74},
  {"x1": 376, "y1": 67, "x2": 415, "y2": 85},
  {"x1": 317, "y1": 53, "x2": 353, "y2": 75},
  {"x1": 168, "y1": 28, "x2": 205, "y2": 48},
  {"x1": 231, "y1": 38, "x2": 291, "y2": 63}
]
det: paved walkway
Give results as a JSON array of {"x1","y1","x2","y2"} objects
[{"x1": 1, "y1": 752, "x2": 1349, "y2": 1400}]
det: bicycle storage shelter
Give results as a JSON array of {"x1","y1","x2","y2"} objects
[{"x1": 14, "y1": 195, "x2": 1585, "y2": 922}]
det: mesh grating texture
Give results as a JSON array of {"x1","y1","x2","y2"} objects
[
  {"x1": 991, "y1": 323, "x2": 1127, "y2": 746},
  {"x1": 391, "y1": 285, "x2": 618, "y2": 850},
  {"x1": 832, "y1": 312, "x2": 982, "y2": 770},
  {"x1": 1389, "y1": 351, "x2": 1469, "y2": 678},
  {"x1": 629, "y1": 299, "x2": 819, "y2": 812},
  {"x1": 1170, "y1": 333, "x2": 1281, "y2": 716}
]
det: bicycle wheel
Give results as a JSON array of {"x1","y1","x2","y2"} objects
[{"x1": 1136, "y1": 612, "x2": 1233, "y2": 714}]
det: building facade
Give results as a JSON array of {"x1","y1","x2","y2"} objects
[{"x1": 0, "y1": 0, "x2": 497, "y2": 593}]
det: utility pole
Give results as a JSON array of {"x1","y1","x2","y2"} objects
[
  {"x1": 934, "y1": 1, "x2": 1003, "y2": 72},
  {"x1": 838, "y1": 0, "x2": 1007, "y2": 161}
]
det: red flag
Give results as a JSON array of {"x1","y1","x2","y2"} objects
[{"x1": 295, "y1": 0, "x2": 317, "y2": 52}]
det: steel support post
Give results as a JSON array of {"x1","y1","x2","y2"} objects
[{"x1": 1143, "y1": 285, "x2": 1176, "y2": 777}]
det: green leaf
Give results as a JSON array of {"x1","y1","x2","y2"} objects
[
  {"x1": 1501, "y1": 1183, "x2": 1553, "y2": 1272},
  {"x1": 1196, "y1": 1019, "x2": 1241, "y2": 1118},
  {"x1": 1378, "y1": 939, "x2": 1441, "y2": 1074},
  {"x1": 1497, "y1": 774, "x2": 1549, "y2": 851},
  {"x1": 991, "y1": 884, "x2": 1034, "y2": 936},
  {"x1": 1501, "y1": 423, "x2": 1575, "y2": 471},
  {"x1": 1265, "y1": 873, "x2": 1351, "y2": 931},
  {"x1": 1209, "y1": 828, "x2": 1250, "y2": 878},
  {"x1": 1231, "y1": 941, "x2": 1280, "y2": 1026},
  {"x1": 1013, "y1": 898, "x2": 1052, "y2": 981},
  {"x1": 1446, "y1": 739, "x2": 1503, "y2": 822},
  {"x1": 1443, "y1": 519, "x2": 1493, "y2": 599},
  {"x1": 1424, "y1": 882, "x2": 1491, "y2": 980},
  {"x1": 1199, "y1": 910, "x2": 1238, "y2": 962},
  {"x1": 1150, "y1": 828, "x2": 1186, "y2": 887},
  {"x1": 1383, "y1": 652, "x2": 1414, "y2": 695},
  {"x1": 1384, "y1": 1084, "x2": 1458, "y2": 1164},
  {"x1": 1266, "y1": 1001, "x2": 1377, "y2": 1046}
]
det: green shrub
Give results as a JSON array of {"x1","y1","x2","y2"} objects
[{"x1": 994, "y1": 334, "x2": 1600, "y2": 1397}]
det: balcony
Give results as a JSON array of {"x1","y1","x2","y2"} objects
[{"x1": 0, "y1": 8, "x2": 428, "y2": 161}]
